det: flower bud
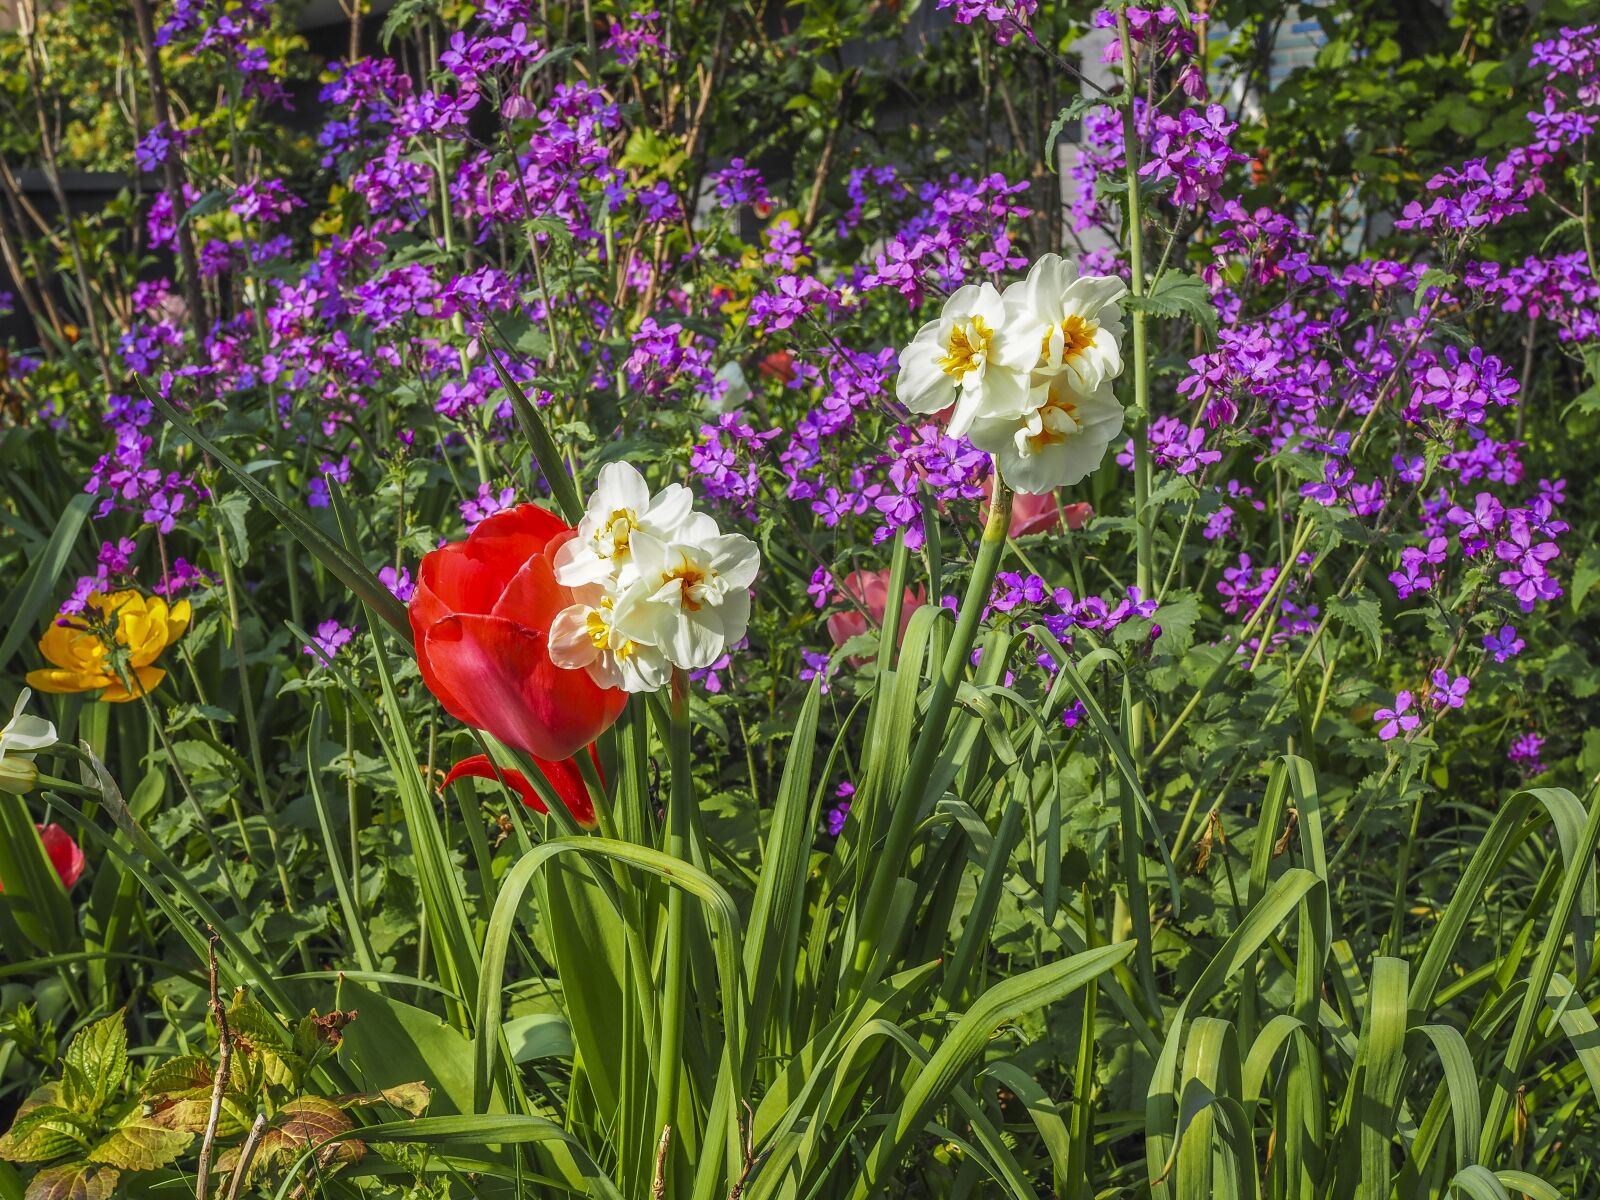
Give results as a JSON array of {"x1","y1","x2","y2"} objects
[{"x1": 0, "y1": 756, "x2": 38, "y2": 795}]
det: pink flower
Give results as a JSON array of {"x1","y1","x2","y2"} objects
[
  {"x1": 826, "y1": 570, "x2": 926, "y2": 661},
  {"x1": 981, "y1": 478, "x2": 1093, "y2": 536}
]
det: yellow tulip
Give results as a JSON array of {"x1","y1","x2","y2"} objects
[{"x1": 25, "y1": 590, "x2": 191, "y2": 703}]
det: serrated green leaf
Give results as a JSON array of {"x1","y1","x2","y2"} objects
[
  {"x1": 1413, "y1": 267, "x2": 1458, "y2": 310},
  {"x1": 1330, "y1": 592, "x2": 1383, "y2": 660},
  {"x1": 0, "y1": 1089, "x2": 92, "y2": 1164},
  {"x1": 62, "y1": 1016, "x2": 125, "y2": 1118},
  {"x1": 1154, "y1": 591, "x2": 1201, "y2": 657},
  {"x1": 1127, "y1": 271, "x2": 1217, "y2": 336},
  {"x1": 22, "y1": 1162, "x2": 118, "y2": 1200},
  {"x1": 85, "y1": 1118, "x2": 191, "y2": 1171}
]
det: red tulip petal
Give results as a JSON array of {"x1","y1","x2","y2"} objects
[
  {"x1": 441, "y1": 750, "x2": 601, "y2": 828},
  {"x1": 37, "y1": 823, "x2": 84, "y2": 891},
  {"x1": 413, "y1": 505, "x2": 572, "y2": 625},
  {"x1": 443, "y1": 754, "x2": 547, "y2": 814},
  {"x1": 423, "y1": 614, "x2": 625, "y2": 761},
  {"x1": 468, "y1": 504, "x2": 571, "y2": 584},
  {"x1": 491, "y1": 551, "x2": 569, "y2": 630}
]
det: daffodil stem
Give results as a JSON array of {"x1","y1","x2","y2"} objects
[
  {"x1": 1119, "y1": 9, "x2": 1154, "y2": 771},
  {"x1": 843, "y1": 475, "x2": 1014, "y2": 1000},
  {"x1": 34, "y1": 774, "x2": 100, "y2": 798},
  {"x1": 654, "y1": 669, "x2": 695, "y2": 1181}
]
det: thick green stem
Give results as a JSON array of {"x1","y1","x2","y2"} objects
[
  {"x1": 1118, "y1": 11, "x2": 1153, "y2": 765},
  {"x1": 653, "y1": 669, "x2": 695, "y2": 1176},
  {"x1": 843, "y1": 476, "x2": 1015, "y2": 999}
]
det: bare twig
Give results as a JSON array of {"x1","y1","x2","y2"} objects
[
  {"x1": 727, "y1": 1100, "x2": 759, "y2": 1200},
  {"x1": 196, "y1": 931, "x2": 234, "y2": 1200},
  {"x1": 221, "y1": 1112, "x2": 269, "y2": 1200}
]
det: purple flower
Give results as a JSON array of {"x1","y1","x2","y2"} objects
[
  {"x1": 461, "y1": 484, "x2": 516, "y2": 531},
  {"x1": 1445, "y1": 492, "x2": 1504, "y2": 555},
  {"x1": 799, "y1": 648, "x2": 834, "y2": 694},
  {"x1": 823, "y1": 781, "x2": 855, "y2": 837},
  {"x1": 379, "y1": 565, "x2": 415, "y2": 603},
  {"x1": 1508, "y1": 732, "x2": 1546, "y2": 775},
  {"x1": 1428, "y1": 670, "x2": 1470, "y2": 710},
  {"x1": 1373, "y1": 691, "x2": 1420, "y2": 741},
  {"x1": 305, "y1": 619, "x2": 357, "y2": 661},
  {"x1": 1483, "y1": 625, "x2": 1524, "y2": 663}
]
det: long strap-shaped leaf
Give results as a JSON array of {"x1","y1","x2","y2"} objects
[
  {"x1": 268, "y1": 1114, "x2": 624, "y2": 1200},
  {"x1": 1147, "y1": 868, "x2": 1323, "y2": 1200},
  {"x1": 0, "y1": 491, "x2": 92, "y2": 672},
  {"x1": 847, "y1": 940, "x2": 1135, "y2": 1200},
  {"x1": 145, "y1": 387, "x2": 411, "y2": 638},
  {"x1": 475, "y1": 837, "x2": 749, "y2": 1194},
  {"x1": 482, "y1": 336, "x2": 584, "y2": 524}
]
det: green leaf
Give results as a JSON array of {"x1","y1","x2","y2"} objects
[
  {"x1": 334, "y1": 1082, "x2": 432, "y2": 1116},
  {"x1": 0, "y1": 1088, "x2": 90, "y2": 1163},
  {"x1": 1127, "y1": 272, "x2": 1217, "y2": 336},
  {"x1": 213, "y1": 491, "x2": 252, "y2": 565},
  {"x1": 62, "y1": 1014, "x2": 126, "y2": 1118},
  {"x1": 22, "y1": 1163, "x2": 117, "y2": 1200},
  {"x1": 85, "y1": 1118, "x2": 191, "y2": 1171},
  {"x1": 1413, "y1": 267, "x2": 1457, "y2": 310},
  {"x1": 1330, "y1": 591, "x2": 1383, "y2": 660},
  {"x1": 848, "y1": 942, "x2": 1134, "y2": 1199},
  {"x1": 1045, "y1": 90, "x2": 1127, "y2": 156},
  {"x1": 1571, "y1": 546, "x2": 1600, "y2": 613},
  {"x1": 1153, "y1": 591, "x2": 1201, "y2": 657},
  {"x1": 0, "y1": 492, "x2": 93, "y2": 674}
]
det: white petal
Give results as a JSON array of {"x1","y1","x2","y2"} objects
[
  {"x1": 708, "y1": 534, "x2": 760, "y2": 589},
  {"x1": 647, "y1": 484, "x2": 695, "y2": 537},
  {"x1": 1059, "y1": 274, "x2": 1128, "y2": 319},
  {"x1": 548, "y1": 605, "x2": 600, "y2": 670},
  {"x1": 593, "y1": 461, "x2": 651, "y2": 514},
  {"x1": 898, "y1": 331, "x2": 955, "y2": 415}
]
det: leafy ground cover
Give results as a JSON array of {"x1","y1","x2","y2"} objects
[{"x1": 2, "y1": 1, "x2": 1600, "y2": 1197}]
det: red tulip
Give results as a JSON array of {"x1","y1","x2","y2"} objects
[
  {"x1": 826, "y1": 569, "x2": 926, "y2": 656},
  {"x1": 38, "y1": 824, "x2": 83, "y2": 889},
  {"x1": 410, "y1": 504, "x2": 627, "y2": 762},
  {"x1": 0, "y1": 823, "x2": 84, "y2": 893},
  {"x1": 441, "y1": 752, "x2": 599, "y2": 828}
]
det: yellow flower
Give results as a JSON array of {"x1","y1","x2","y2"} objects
[{"x1": 25, "y1": 591, "x2": 191, "y2": 703}]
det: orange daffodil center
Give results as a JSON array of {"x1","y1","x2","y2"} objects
[
  {"x1": 26, "y1": 590, "x2": 191, "y2": 703},
  {"x1": 897, "y1": 254, "x2": 1130, "y2": 495},
  {"x1": 549, "y1": 462, "x2": 760, "y2": 693}
]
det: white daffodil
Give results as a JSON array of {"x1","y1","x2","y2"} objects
[
  {"x1": 1002, "y1": 254, "x2": 1127, "y2": 390},
  {"x1": 0, "y1": 689, "x2": 57, "y2": 795},
  {"x1": 896, "y1": 282, "x2": 1045, "y2": 439},
  {"x1": 969, "y1": 374, "x2": 1126, "y2": 495},
  {"x1": 612, "y1": 528, "x2": 760, "y2": 671},
  {"x1": 554, "y1": 461, "x2": 696, "y2": 588},
  {"x1": 548, "y1": 583, "x2": 673, "y2": 694}
]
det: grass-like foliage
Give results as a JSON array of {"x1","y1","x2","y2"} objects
[{"x1": 2, "y1": 2, "x2": 1599, "y2": 1198}]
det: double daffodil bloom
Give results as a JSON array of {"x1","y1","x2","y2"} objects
[{"x1": 26, "y1": 590, "x2": 191, "y2": 703}]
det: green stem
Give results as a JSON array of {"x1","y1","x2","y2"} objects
[
  {"x1": 1118, "y1": 11, "x2": 1153, "y2": 766},
  {"x1": 843, "y1": 475, "x2": 1015, "y2": 999},
  {"x1": 653, "y1": 669, "x2": 695, "y2": 1174}
]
